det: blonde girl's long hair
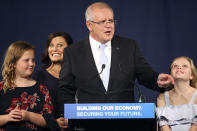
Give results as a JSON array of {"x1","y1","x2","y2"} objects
[
  {"x1": 170, "y1": 56, "x2": 197, "y2": 88},
  {"x1": 1, "y1": 41, "x2": 35, "y2": 92}
]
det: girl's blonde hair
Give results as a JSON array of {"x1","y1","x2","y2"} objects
[
  {"x1": 170, "y1": 56, "x2": 197, "y2": 88},
  {"x1": 1, "y1": 41, "x2": 35, "y2": 92}
]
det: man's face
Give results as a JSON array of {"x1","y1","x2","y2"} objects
[{"x1": 86, "y1": 8, "x2": 115, "y2": 43}]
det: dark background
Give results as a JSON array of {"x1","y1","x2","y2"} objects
[{"x1": 0, "y1": 0, "x2": 197, "y2": 103}]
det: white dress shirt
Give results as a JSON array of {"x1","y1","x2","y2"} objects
[{"x1": 89, "y1": 35, "x2": 111, "y2": 79}]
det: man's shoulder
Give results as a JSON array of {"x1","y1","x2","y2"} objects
[
  {"x1": 113, "y1": 35, "x2": 135, "y2": 41},
  {"x1": 112, "y1": 35, "x2": 138, "y2": 48},
  {"x1": 74, "y1": 38, "x2": 89, "y2": 44},
  {"x1": 64, "y1": 38, "x2": 89, "y2": 56},
  {"x1": 112, "y1": 35, "x2": 137, "y2": 45}
]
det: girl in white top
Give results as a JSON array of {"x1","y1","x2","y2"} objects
[{"x1": 156, "y1": 56, "x2": 197, "y2": 131}]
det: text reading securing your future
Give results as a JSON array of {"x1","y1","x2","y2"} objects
[
  {"x1": 76, "y1": 105, "x2": 142, "y2": 118},
  {"x1": 64, "y1": 103, "x2": 155, "y2": 119}
]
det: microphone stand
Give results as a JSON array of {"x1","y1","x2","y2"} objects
[{"x1": 134, "y1": 81, "x2": 146, "y2": 103}]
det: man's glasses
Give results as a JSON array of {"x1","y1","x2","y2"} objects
[{"x1": 89, "y1": 19, "x2": 117, "y2": 25}]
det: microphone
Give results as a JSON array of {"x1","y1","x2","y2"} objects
[
  {"x1": 88, "y1": 64, "x2": 105, "y2": 81},
  {"x1": 116, "y1": 47, "x2": 119, "y2": 51},
  {"x1": 134, "y1": 81, "x2": 146, "y2": 103},
  {"x1": 99, "y1": 64, "x2": 105, "y2": 75}
]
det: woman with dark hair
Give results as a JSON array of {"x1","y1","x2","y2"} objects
[
  {"x1": 41, "y1": 32, "x2": 73, "y2": 69},
  {"x1": 32, "y1": 32, "x2": 73, "y2": 129}
]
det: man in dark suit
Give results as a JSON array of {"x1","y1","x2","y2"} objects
[{"x1": 57, "y1": 2, "x2": 174, "y2": 131}]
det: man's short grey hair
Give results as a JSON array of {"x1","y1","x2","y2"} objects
[{"x1": 85, "y1": 2, "x2": 114, "y2": 21}]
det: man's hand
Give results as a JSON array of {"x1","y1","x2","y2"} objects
[
  {"x1": 57, "y1": 117, "x2": 68, "y2": 129},
  {"x1": 157, "y1": 73, "x2": 174, "y2": 88}
]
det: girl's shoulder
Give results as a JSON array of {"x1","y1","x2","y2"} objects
[
  {"x1": 193, "y1": 89, "x2": 197, "y2": 104},
  {"x1": 157, "y1": 93, "x2": 166, "y2": 107}
]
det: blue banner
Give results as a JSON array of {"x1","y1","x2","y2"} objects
[{"x1": 64, "y1": 103, "x2": 155, "y2": 119}]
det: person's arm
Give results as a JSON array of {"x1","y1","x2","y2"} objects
[
  {"x1": 189, "y1": 97, "x2": 197, "y2": 131},
  {"x1": 160, "y1": 126, "x2": 171, "y2": 131},
  {"x1": 21, "y1": 110, "x2": 46, "y2": 127},
  {"x1": 133, "y1": 40, "x2": 174, "y2": 89},
  {"x1": 133, "y1": 40, "x2": 159, "y2": 90},
  {"x1": 0, "y1": 115, "x2": 9, "y2": 126},
  {"x1": 39, "y1": 85, "x2": 61, "y2": 131},
  {"x1": 0, "y1": 108, "x2": 46, "y2": 127},
  {"x1": 157, "y1": 94, "x2": 172, "y2": 131},
  {"x1": 189, "y1": 124, "x2": 197, "y2": 131},
  {"x1": 0, "y1": 107, "x2": 22, "y2": 126},
  {"x1": 57, "y1": 117, "x2": 68, "y2": 128},
  {"x1": 157, "y1": 73, "x2": 174, "y2": 88}
]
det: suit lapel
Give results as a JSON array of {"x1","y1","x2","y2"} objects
[
  {"x1": 82, "y1": 37, "x2": 121, "y2": 92},
  {"x1": 82, "y1": 38, "x2": 99, "y2": 76},
  {"x1": 82, "y1": 38, "x2": 105, "y2": 90},
  {"x1": 108, "y1": 36, "x2": 121, "y2": 91}
]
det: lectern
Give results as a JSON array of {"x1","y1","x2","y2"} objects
[{"x1": 64, "y1": 103, "x2": 156, "y2": 131}]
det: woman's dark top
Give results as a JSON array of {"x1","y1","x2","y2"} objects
[
  {"x1": 0, "y1": 82, "x2": 60, "y2": 131},
  {"x1": 32, "y1": 69, "x2": 60, "y2": 117}
]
